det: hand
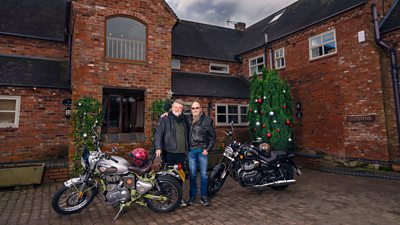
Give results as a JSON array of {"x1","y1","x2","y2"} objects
[
  {"x1": 202, "y1": 149, "x2": 208, "y2": 156},
  {"x1": 156, "y1": 149, "x2": 162, "y2": 157},
  {"x1": 160, "y1": 112, "x2": 168, "y2": 118}
]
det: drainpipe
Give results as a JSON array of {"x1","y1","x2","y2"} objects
[
  {"x1": 264, "y1": 33, "x2": 269, "y2": 70},
  {"x1": 372, "y1": 4, "x2": 400, "y2": 148},
  {"x1": 269, "y1": 47, "x2": 274, "y2": 69}
]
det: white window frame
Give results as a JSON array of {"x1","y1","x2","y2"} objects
[
  {"x1": 309, "y1": 29, "x2": 337, "y2": 60},
  {"x1": 215, "y1": 103, "x2": 249, "y2": 126},
  {"x1": 275, "y1": 47, "x2": 285, "y2": 69},
  {"x1": 209, "y1": 63, "x2": 229, "y2": 74},
  {"x1": 171, "y1": 59, "x2": 181, "y2": 70},
  {"x1": 0, "y1": 95, "x2": 21, "y2": 128},
  {"x1": 248, "y1": 55, "x2": 265, "y2": 76}
]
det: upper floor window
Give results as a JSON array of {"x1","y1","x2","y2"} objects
[
  {"x1": 215, "y1": 104, "x2": 248, "y2": 126},
  {"x1": 309, "y1": 30, "x2": 337, "y2": 60},
  {"x1": 172, "y1": 59, "x2": 181, "y2": 70},
  {"x1": 0, "y1": 95, "x2": 21, "y2": 128},
  {"x1": 275, "y1": 48, "x2": 285, "y2": 69},
  {"x1": 106, "y1": 17, "x2": 146, "y2": 61},
  {"x1": 210, "y1": 63, "x2": 229, "y2": 74},
  {"x1": 249, "y1": 55, "x2": 264, "y2": 76}
]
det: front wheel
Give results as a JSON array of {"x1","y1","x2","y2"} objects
[
  {"x1": 145, "y1": 175, "x2": 182, "y2": 213},
  {"x1": 52, "y1": 182, "x2": 98, "y2": 214},
  {"x1": 207, "y1": 163, "x2": 228, "y2": 197}
]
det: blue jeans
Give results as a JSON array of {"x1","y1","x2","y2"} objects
[{"x1": 188, "y1": 148, "x2": 208, "y2": 198}]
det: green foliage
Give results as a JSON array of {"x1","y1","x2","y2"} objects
[
  {"x1": 248, "y1": 69, "x2": 294, "y2": 151},
  {"x1": 149, "y1": 98, "x2": 173, "y2": 156},
  {"x1": 71, "y1": 97, "x2": 103, "y2": 174}
]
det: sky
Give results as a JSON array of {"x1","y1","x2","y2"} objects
[{"x1": 165, "y1": 0, "x2": 298, "y2": 28}]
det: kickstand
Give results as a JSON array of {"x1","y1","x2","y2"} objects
[{"x1": 113, "y1": 205, "x2": 125, "y2": 221}]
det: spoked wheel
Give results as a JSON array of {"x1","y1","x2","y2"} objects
[
  {"x1": 145, "y1": 176, "x2": 182, "y2": 213},
  {"x1": 208, "y1": 164, "x2": 227, "y2": 197},
  {"x1": 52, "y1": 182, "x2": 98, "y2": 214},
  {"x1": 270, "y1": 163, "x2": 294, "y2": 191}
]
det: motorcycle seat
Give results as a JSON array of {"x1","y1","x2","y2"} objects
[
  {"x1": 259, "y1": 151, "x2": 287, "y2": 162},
  {"x1": 128, "y1": 161, "x2": 152, "y2": 175}
]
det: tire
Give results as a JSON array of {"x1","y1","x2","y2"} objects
[
  {"x1": 207, "y1": 164, "x2": 228, "y2": 197},
  {"x1": 52, "y1": 182, "x2": 98, "y2": 214},
  {"x1": 271, "y1": 163, "x2": 294, "y2": 191},
  {"x1": 145, "y1": 175, "x2": 182, "y2": 213}
]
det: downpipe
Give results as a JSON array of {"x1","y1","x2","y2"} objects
[{"x1": 372, "y1": 4, "x2": 400, "y2": 147}]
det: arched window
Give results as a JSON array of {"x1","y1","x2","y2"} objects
[{"x1": 106, "y1": 17, "x2": 146, "y2": 61}]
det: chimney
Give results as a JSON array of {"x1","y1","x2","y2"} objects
[{"x1": 234, "y1": 22, "x2": 246, "y2": 31}]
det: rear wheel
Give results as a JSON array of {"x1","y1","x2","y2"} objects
[
  {"x1": 145, "y1": 176, "x2": 182, "y2": 213},
  {"x1": 52, "y1": 182, "x2": 98, "y2": 214},
  {"x1": 207, "y1": 164, "x2": 228, "y2": 197},
  {"x1": 271, "y1": 163, "x2": 293, "y2": 191}
]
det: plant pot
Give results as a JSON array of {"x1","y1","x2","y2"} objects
[
  {"x1": 0, "y1": 163, "x2": 45, "y2": 187},
  {"x1": 391, "y1": 163, "x2": 400, "y2": 172}
]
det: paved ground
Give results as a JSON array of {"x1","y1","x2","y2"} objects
[{"x1": 0, "y1": 169, "x2": 399, "y2": 225}]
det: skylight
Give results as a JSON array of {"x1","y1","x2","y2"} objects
[{"x1": 269, "y1": 10, "x2": 285, "y2": 24}]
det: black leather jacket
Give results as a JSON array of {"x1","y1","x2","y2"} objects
[
  {"x1": 189, "y1": 113, "x2": 216, "y2": 152},
  {"x1": 154, "y1": 112, "x2": 189, "y2": 154}
]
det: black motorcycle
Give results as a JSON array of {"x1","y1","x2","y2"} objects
[{"x1": 208, "y1": 122, "x2": 301, "y2": 196}]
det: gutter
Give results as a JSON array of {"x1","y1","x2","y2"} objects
[
  {"x1": 372, "y1": 4, "x2": 400, "y2": 149},
  {"x1": 66, "y1": 1, "x2": 74, "y2": 91}
]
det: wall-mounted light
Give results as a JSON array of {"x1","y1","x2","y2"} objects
[
  {"x1": 62, "y1": 99, "x2": 72, "y2": 119},
  {"x1": 296, "y1": 102, "x2": 303, "y2": 118}
]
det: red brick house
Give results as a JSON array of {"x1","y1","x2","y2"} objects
[{"x1": 1, "y1": 0, "x2": 400, "y2": 181}]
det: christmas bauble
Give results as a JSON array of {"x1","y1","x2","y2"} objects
[
  {"x1": 255, "y1": 99, "x2": 258, "y2": 103},
  {"x1": 277, "y1": 128, "x2": 281, "y2": 133},
  {"x1": 262, "y1": 124, "x2": 266, "y2": 128},
  {"x1": 255, "y1": 122, "x2": 260, "y2": 126},
  {"x1": 269, "y1": 111, "x2": 274, "y2": 116},
  {"x1": 263, "y1": 96, "x2": 267, "y2": 99},
  {"x1": 257, "y1": 98, "x2": 262, "y2": 103},
  {"x1": 288, "y1": 138, "x2": 292, "y2": 142},
  {"x1": 273, "y1": 120, "x2": 277, "y2": 123},
  {"x1": 254, "y1": 110, "x2": 258, "y2": 114},
  {"x1": 283, "y1": 90, "x2": 286, "y2": 93},
  {"x1": 266, "y1": 133, "x2": 272, "y2": 138},
  {"x1": 283, "y1": 105, "x2": 287, "y2": 109},
  {"x1": 249, "y1": 108, "x2": 253, "y2": 112}
]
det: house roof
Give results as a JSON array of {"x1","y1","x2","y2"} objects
[
  {"x1": 0, "y1": 55, "x2": 70, "y2": 89},
  {"x1": 0, "y1": 0, "x2": 68, "y2": 41},
  {"x1": 380, "y1": 0, "x2": 400, "y2": 34},
  {"x1": 172, "y1": 20, "x2": 243, "y2": 62},
  {"x1": 172, "y1": 0, "x2": 368, "y2": 59},
  {"x1": 172, "y1": 71, "x2": 250, "y2": 99}
]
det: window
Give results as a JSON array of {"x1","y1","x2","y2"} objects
[
  {"x1": 0, "y1": 95, "x2": 21, "y2": 128},
  {"x1": 269, "y1": 10, "x2": 285, "y2": 24},
  {"x1": 171, "y1": 59, "x2": 181, "y2": 70},
  {"x1": 102, "y1": 89, "x2": 145, "y2": 133},
  {"x1": 209, "y1": 63, "x2": 229, "y2": 74},
  {"x1": 249, "y1": 55, "x2": 264, "y2": 76},
  {"x1": 275, "y1": 48, "x2": 285, "y2": 69},
  {"x1": 215, "y1": 104, "x2": 248, "y2": 126},
  {"x1": 309, "y1": 30, "x2": 337, "y2": 59},
  {"x1": 106, "y1": 17, "x2": 146, "y2": 61}
]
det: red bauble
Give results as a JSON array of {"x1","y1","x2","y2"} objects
[
  {"x1": 277, "y1": 128, "x2": 281, "y2": 133},
  {"x1": 257, "y1": 98, "x2": 262, "y2": 103},
  {"x1": 250, "y1": 108, "x2": 253, "y2": 112},
  {"x1": 253, "y1": 128, "x2": 257, "y2": 131},
  {"x1": 262, "y1": 124, "x2": 266, "y2": 128},
  {"x1": 290, "y1": 124, "x2": 294, "y2": 128},
  {"x1": 266, "y1": 133, "x2": 272, "y2": 139},
  {"x1": 286, "y1": 120, "x2": 291, "y2": 125},
  {"x1": 283, "y1": 105, "x2": 287, "y2": 109}
]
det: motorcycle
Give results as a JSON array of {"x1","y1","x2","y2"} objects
[
  {"x1": 52, "y1": 121, "x2": 185, "y2": 221},
  {"x1": 208, "y1": 122, "x2": 301, "y2": 196}
]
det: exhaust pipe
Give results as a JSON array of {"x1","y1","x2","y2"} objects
[{"x1": 251, "y1": 179, "x2": 296, "y2": 189}]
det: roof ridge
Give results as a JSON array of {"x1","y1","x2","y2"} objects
[{"x1": 178, "y1": 19, "x2": 241, "y2": 32}]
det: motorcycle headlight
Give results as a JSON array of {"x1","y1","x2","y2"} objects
[{"x1": 224, "y1": 146, "x2": 234, "y2": 157}]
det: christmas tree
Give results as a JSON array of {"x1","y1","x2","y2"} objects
[{"x1": 248, "y1": 69, "x2": 294, "y2": 151}]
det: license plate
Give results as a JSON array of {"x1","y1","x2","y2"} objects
[{"x1": 178, "y1": 168, "x2": 185, "y2": 182}]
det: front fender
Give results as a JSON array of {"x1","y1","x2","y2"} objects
[{"x1": 63, "y1": 177, "x2": 82, "y2": 187}]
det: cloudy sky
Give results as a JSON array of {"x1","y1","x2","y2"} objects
[{"x1": 165, "y1": 0, "x2": 298, "y2": 28}]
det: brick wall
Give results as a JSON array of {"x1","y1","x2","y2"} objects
[
  {"x1": 0, "y1": 87, "x2": 71, "y2": 163},
  {"x1": 174, "y1": 56, "x2": 242, "y2": 75},
  {"x1": 240, "y1": 4, "x2": 395, "y2": 161},
  {"x1": 69, "y1": 0, "x2": 177, "y2": 164}
]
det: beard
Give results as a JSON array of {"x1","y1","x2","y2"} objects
[{"x1": 172, "y1": 110, "x2": 182, "y2": 117}]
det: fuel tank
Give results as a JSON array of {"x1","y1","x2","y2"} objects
[{"x1": 97, "y1": 156, "x2": 129, "y2": 175}]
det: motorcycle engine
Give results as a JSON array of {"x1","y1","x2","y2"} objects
[
  {"x1": 104, "y1": 175, "x2": 133, "y2": 206},
  {"x1": 239, "y1": 160, "x2": 262, "y2": 186}
]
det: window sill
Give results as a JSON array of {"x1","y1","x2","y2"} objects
[
  {"x1": 103, "y1": 133, "x2": 145, "y2": 143},
  {"x1": 104, "y1": 58, "x2": 148, "y2": 65},
  {"x1": 309, "y1": 52, "x2": 337, "y2": 62}
]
